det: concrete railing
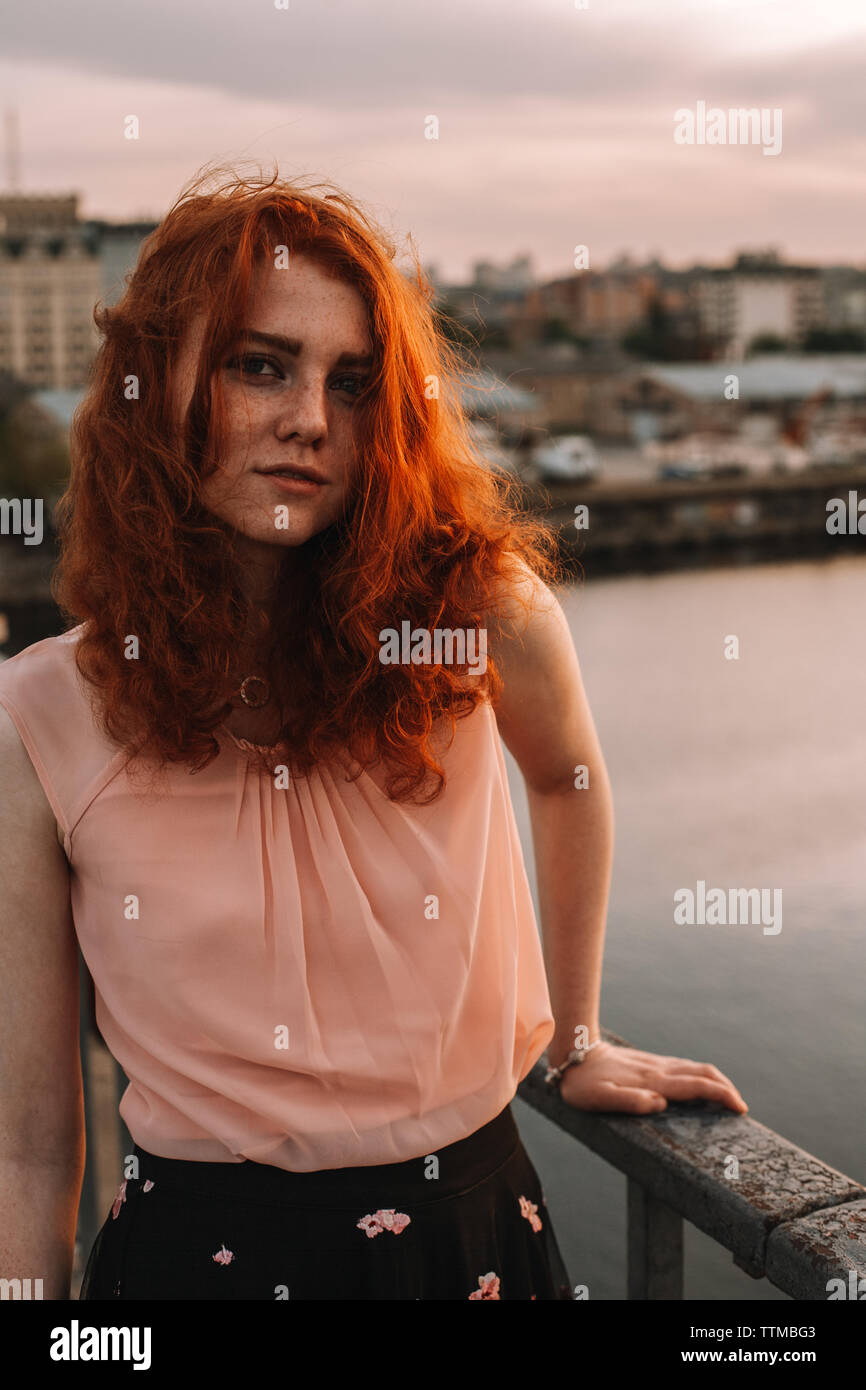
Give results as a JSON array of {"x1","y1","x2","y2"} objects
[{"x1": 517, "y1": 1028, "x2": 866, "y2": 1300}]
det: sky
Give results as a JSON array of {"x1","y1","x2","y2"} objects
[{"x1": 2, "y1": 0, "x2": 865, "y2": 281}]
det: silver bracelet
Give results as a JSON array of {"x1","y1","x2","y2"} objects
[{"x1": 544, "y1": 1039, "x2": 604, "y2": 1087}]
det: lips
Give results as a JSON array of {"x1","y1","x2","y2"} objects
[{"x1": 256, "y1": 466, "x2": 327, "y2": 484}]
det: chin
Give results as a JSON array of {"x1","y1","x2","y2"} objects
[{"x1": 240, "y1": 514, "x2": 338, "y2": 551}]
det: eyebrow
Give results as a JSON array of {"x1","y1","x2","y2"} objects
[{"x1": 233, "y1": 328, "x2": 373, "y2": 370}]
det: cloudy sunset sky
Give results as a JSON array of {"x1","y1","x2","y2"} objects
[{"x1": 2, "y1": 0, "x2": 864, "y2": 279}]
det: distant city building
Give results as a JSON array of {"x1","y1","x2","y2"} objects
[
  {"x1": 507, "y1": 266, "x2": 657, "y2": 347},
  {"x1": 0, "y1": 194, "x2": 102, "y2": 390},
  {"x1": 640, "y1": 354, "x2": 866, "y2": 405},
  {"x1": 433, "y1": 256, "x2": 536, "y2": 334},
  {"x1": 421, "y1": 247, "x2": 863, "y2": 362},
  {"x1": 480, "y1": 342, "x2": 631, "y2": 435},
  {"x1": 471, "y1": 347, "x2": 866, "y2": 443},
  {"x1": 621, "y1": 355, "x2": 866, "y2": 443},
  {"x1": 83, "y1": 218, "x2": 158, "y2": 307},
  {"x1": 0, "y1": 195, "x2": 80, "y2": 233},
  {"x1": 820, "y1": 266, "x2": 866, "y2": 336},
  {"x1": 0, "y1": 194, "x2": 157, "y2": 390},
  {"x1": 470, "y1": 255, "x2": 534, "y2": 295},
  {"x1": 692, "y1": 250, "x2": 825, "y2": 358},
  {"x1": 458, "y1": 367, "x2": 541, "y2": 436}
]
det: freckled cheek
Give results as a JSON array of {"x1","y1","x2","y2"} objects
[{"x1": 223, "y1": 399, "x2": 268, "y2": 446}]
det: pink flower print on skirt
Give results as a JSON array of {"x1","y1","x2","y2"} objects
[
  {"x1": 142, "y1": 1180, "x2": 154, "y2": 1193},
  {"x1": 110, "y1": 1180, "x2": 127, "y2": 1220},
  {"x1": 212, "y1": 1244, "x2": 235, "y2": 1266},
  {"x1": 356, "y1": 1208, "x2": 411, "y2": 1238},
  {"x1": 519, "y1": 1194, "x2": 543, "y2": 1232},
  {"x1": 376, "y1": 1208, "x2": 411, "y2": 1234},
  {"x1": 469, "y1": 1272, "x2": 501, "y2": 1300}
]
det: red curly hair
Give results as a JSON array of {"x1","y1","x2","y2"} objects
[{"x1": 53, "y1": 162, "x2": 563, "y2": 802}]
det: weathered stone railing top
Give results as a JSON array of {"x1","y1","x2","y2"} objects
[{"x1": 517, "y1": 1029, "x2": 866, "y2": 1301}]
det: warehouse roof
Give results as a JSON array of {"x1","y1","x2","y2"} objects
[{"x1": 642, "y1": 355, "x2": 866, "y2": 401}]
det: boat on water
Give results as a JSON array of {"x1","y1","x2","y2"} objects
[{"x1": 521, "y1": 434, "x2": 602, "y2": 484}]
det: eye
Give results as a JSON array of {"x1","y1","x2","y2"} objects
[
  {"x1": 331, "y1": 373, "x2": 368, "y2": 398},
  {"x1": 226, "y1": 353, "x2": 282, "y2": 380}
]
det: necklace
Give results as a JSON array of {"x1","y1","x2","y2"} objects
[{"x1": 237, "y1": 675, "x2": 270, "y2": 709}]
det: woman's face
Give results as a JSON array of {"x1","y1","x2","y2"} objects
[{"x1": 174, "y1": 253, "x2": 372, "y2": 577}]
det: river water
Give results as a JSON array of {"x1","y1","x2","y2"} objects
[{"x1": 507, "y1": 553, "x2": 866, "y2": 1300}]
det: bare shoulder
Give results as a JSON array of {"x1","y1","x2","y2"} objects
[
  {"x1": 489, "y1": 553, "x2": 556, "y2": 619},
  {"x1": 480, "y1": 559, "x2": 603, "y2": 792},
  {"x1": 482, "y1": 555, "x2": 567, "y2": 680}
]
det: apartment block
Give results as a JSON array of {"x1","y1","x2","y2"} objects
[
  {"x1": 0, "y1": 195, "x2": 102, "y2": 390},
  {"x1": 692, "y1": 251, "x2": 825, "y2": 358}
]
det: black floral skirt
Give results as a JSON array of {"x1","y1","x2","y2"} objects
[{"x1": 80, "y1": 1103, "x2": 573, "y2": 1301}]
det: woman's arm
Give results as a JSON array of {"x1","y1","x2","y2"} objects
[
  {"x1": 489, "y1": 561, "x2": 747, "y2": 1115},
  {"x1": 0, "y1": 705, "x2": 86, "y2": 1299}
]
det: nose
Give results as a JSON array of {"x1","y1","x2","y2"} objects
[{"x1": 272, "y1": 375, "x2": 328, "y2": 446}]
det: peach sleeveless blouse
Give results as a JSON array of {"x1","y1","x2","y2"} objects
[{"x1": 0, "y1": 626, "x2": 554, "y2": 1171}]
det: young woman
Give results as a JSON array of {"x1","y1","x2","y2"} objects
[{"x1": 0, "y1": 166, "x2": 746, "y2": 1302}]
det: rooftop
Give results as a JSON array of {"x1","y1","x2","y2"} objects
[{"x1": 641, "y1": 355, "x2": 866, "y2": 401}]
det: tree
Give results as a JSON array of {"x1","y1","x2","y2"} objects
[
  {"x1": 803, "y1": 327, "x2": 866, "y2": 353},
  {"x1": 747, "y1": 332, "x2": 788, "y2": 355},
  {"x1": 621, "y1": 296, "x2": 707, "y2": 361},
  {"x1": 0, "y1": 376, "x2": 70, "y2": 503}
]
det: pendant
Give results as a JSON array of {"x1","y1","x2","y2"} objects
[{"x1": 239, "y1": 676, "x2": 270, "y2": 709}]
